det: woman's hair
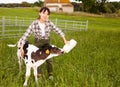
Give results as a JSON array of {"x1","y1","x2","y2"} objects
[{"x1": 39, "y1": 7, "x2": 50, "y2": 15}]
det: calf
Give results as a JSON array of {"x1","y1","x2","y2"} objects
[{"x1": 17, "y1": 42, "x2": 64, "y2": 86}]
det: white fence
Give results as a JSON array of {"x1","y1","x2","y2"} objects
[{"x1": 0, "y1": 16, "x2": 88, "y2": 39}]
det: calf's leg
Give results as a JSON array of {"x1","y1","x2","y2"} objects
[
  {"x1": 33, "y1": 66, "x2": 38, "y2": 85},
  {"x1": 17, "y1": 54, "x2": 22, "y2": 71},
  {"x1": 23, "y1": 65, "x2": 31, "y2": 86}
]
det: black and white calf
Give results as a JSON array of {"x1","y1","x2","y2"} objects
[{"x1": 17, "y1": 42, "x2": 64, "y2": 86}]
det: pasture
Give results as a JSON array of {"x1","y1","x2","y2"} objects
[{"x1": 0, "y1": 8, "x2": 120, "y2": 87}]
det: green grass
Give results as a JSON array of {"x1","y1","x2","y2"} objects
[
  {"x1": 0, "y1": 7, "x2": 38, "y2": 18},
  {"x1": 0, "y1": 7, "x2": 120, "y2": 87}
]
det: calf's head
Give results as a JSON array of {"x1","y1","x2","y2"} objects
[
  {"x1": 40, "y1": 44, "x2": 64, "y2": 55},
  {"x1": 31, "y1": 44, "x2": 64, "y2": 62},
  {"x1": 50, "y1": 45, "x2": 64, "y2": 55}
]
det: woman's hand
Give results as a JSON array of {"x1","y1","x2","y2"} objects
[
  {"x1": 64, "y1": 40, "x2": 70, "y2": 45},
  {"x1": 20, "y1": 45, "x2": 24, "y2": 57},
  {"x1": 62, "y1": 36, "x2": 70, "y2": 45}
]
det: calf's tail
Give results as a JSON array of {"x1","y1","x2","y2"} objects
[{"x1": 7, "y1": 44, "x2": 16, "y2": 47}]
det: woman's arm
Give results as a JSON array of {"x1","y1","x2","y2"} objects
[
  {"x1": 49, "y1": 21, "x2": 69, "y2": 44},
  {"x1": 17, "y1": 21, "x2": 35, "y2": 57},
  {"x1": 17, "y1": 21, "x2": 35, "y2": 48}
]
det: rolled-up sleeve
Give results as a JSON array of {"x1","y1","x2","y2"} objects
[
  {"x1": 50, "y1": 21, "x2": 65, "y2": 37},
  {"x1": 17, "y1": 22, "x2": 34, "y2": 47}
]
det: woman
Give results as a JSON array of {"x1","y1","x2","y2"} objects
[{"x1": 18, "y1": 7, "x2": 69, "y2": 80}]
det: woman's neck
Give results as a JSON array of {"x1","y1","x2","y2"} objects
[{"x1": 39, "y1": 19, "x2": 45, "y2": 24}]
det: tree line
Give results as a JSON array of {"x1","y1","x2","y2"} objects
[
  {"x1": 73, "y1": 0, "x2": 120, "y2": 14},
  {"x1": 0, "y1": 0, "x2": 43, "y2": 7},
  {"x1": 0, "y1": 0, "x2": 120, "y2": 14}
]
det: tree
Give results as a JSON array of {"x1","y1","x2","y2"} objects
[
  {"x1": 21, "y1": 1, "x2": 31, "y2": 7},
  {"x1": 75, "y1": 0, "x2": 96, "y2": 12},
  {"x1": 75, "y1": 0, "x2": 109, "y2": 13},
  {"x1": 33, "y1": 0, "x2": 43, "y2": 7}
]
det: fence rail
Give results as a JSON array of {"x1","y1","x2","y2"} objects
[{"x1": 0, "y1": 16, "x2": 88, "y2": 39}]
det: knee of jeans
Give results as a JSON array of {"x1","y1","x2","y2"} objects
[{"x1": 46, "y1": 59, "x2": 53, "y2": 63}]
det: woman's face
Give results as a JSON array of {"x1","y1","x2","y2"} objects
[{"x1": 39, "y1": 10, "x2": 49, "y2": 22}]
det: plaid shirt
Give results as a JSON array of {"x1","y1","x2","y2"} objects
[{"x1": 18, "y1": 19, "x2": 65, "y2": 47}]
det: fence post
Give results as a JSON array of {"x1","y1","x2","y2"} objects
[
  {"x1": 64, "y1": 20, "x2": 67, "y2": 32},
  {"x1": 55, "y1": 18, "x2": 58, "y2": 26},
  {"x1": 15, "y1": 16, "x2": 18, "y2": 26},
  {"x1": 86, "y1": 20, "x2": 88, "y2": 31},
  {"x1": 2, "y1": 16, "x2": 5, "y2": 39}
]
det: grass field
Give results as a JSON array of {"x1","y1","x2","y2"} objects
[{"x1": 0, "y1": 8, "x2": 120, "y2": 87}]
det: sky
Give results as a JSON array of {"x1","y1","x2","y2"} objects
[{"x1": 0, "y1": 0, "x2": 120, "y2": 4}]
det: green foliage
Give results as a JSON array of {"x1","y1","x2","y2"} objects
[
  {"x1": 20, "y1": 1, "x2": 31, "y2": 7},
  {"x1": 73, "y1": 0, "x2": 120, "y2": 14},
  {"x1": 33, "y1": 0, "x2": 44, "y2": 7},
  {"x1": 0, "y1": 0, "x2": 44, "y2": 7}
]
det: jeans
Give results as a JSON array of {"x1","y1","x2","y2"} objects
[{"x1": 34, "y1": 38, "x2": 53, "y2": 76}]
